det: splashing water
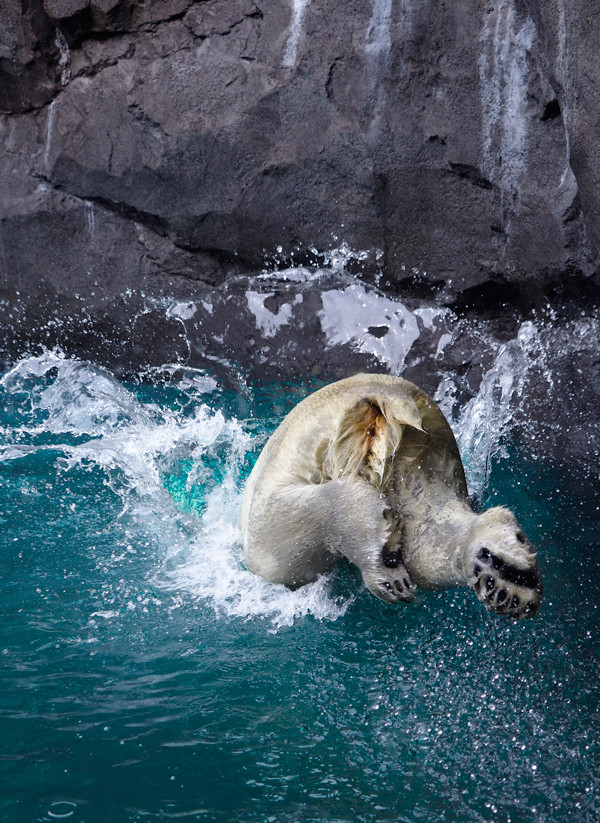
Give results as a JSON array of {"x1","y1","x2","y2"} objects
[
  {"x1": 436, "y1": 320, "x2": 551, "y2": 496},
  {"x1": 318, "y1": 283, "x2": 423, "y2": 374},
  {"x1": 1, "y1": 351, "x2": 350, "y2": 629},
  {"x1": 1, "y1": 338, "x2": 599, "y2": 823}
]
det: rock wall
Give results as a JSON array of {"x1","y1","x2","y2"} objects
[{"x1": 1, "y1": 0, "x2": 599, "y2": 324}]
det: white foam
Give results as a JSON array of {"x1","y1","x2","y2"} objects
[
  {"x1": 246, "y1": 290, "x2": 302, "y2": 338},
  {"x1": 318, "y1": 284, "x2": 420, "y2": 372},
  {"x1": 1, "y1": 351, "x2": 155, "y2": 437},
  {"x1": 435, "y1": 321, "x2": 549, "y2": 496},
  {"x1": 165, "y1": 502, "x2": 353, "y2": 629},
  {"x1": 167, "y1": 301, "x2": 197, "y2": 320},
  {"x1": 315, "y1": 242, "x2": 376, "y2": 271},
  {"x1": 1, "y1": 353, "x2": 351, "y2": 628},
  {"x1": 415, "y1": 306, "x2": 446, "y2": 331},
  {"x1": 259, "y1": 266, "x2": 318, "y2": 284}
]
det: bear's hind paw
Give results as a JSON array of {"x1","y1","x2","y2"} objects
[
  {"x1": 470, "y1": 548, "x2": 542, "y2": 619},
  {"x1": 364, "y1": 567, "x2": 416, "y2": 604}
]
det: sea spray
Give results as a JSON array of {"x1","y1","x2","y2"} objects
[
  {"x1": 0, "y1": 351, "x2": 352, "y2": 628},
  {"x1": 1, "y1": 342, "x2": 599, "y2": 823},
  {"x1": 435, "y1": 320, "x2": 551, "y2": 497}
]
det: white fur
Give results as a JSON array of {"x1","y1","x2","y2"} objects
[{"x1": 240, "y1": 374, "x2": 542, "y2": 618}]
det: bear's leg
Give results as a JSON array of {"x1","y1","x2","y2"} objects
[
  {"x1": 320, "y1": 480, "x2": 416, "y2": 604},
  {"x1": 242, "y1": 484, "x2": 339, "y2": 589},
  {"x1": 243, "y1": 479, "x2": 415, "y2": 602}
]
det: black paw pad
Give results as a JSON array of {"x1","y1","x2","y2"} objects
[
  {"x1": 382, "y1": 545, "x2": 402, "y2": 568},
  {"x1": 472, "y1": 547, "x2": 542, "y2": 619}
]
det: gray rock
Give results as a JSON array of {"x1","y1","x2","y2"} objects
[
  {"x1": 1, "y1": 0, "x2": 599, "y2": 305},
  {"x1": 0, "y1": 1, "x2": 60, "y2": 112},
  {"x1": 1, "y1": 0, "x2": 600, "y2": 480}
]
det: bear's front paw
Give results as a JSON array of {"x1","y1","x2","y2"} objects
[
  {"x1": 363, "y1": 566, "x2": 416, "y2": 604},
  {"x1": 470, "y1": 548, "x2": 542, "y2": 619}
]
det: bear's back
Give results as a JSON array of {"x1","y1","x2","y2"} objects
[{"x1": 241, "y1": 374, "x2": 468, "y2": 527}]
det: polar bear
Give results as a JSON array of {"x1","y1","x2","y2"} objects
[{"x1": 240, "y1": 374, "x2": 542, "y2": 618}]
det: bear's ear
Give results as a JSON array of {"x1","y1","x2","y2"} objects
[{"x1": 323, "y1": 396, "x2": 421, "y2": 487}]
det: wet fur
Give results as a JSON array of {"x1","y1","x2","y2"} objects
[
  {"x1": 321, "y1": 397, "x2": 412, "y2": 487},
  {"x1": 240, "y1": 374, "x2": 542, "y2": 618}
]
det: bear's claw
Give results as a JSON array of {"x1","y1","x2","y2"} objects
[
  {"x1": 359, "y1": 507, "x2": 416, "y2": 603},
  {"x1": 364, "y1": 566, "x2": 416, "y2": 604},
  {"x1": 470, "y1": 547, "x2": 542, "y2": 619}
]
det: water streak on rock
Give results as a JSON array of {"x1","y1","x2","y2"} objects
[
  {"x1": 282, "y1": 0, "x2": 311, "y2": 68},
  {"x1": 478, "y1": 0, "x2": 536, "y2": 194},
  {"x1": 43, "y1": 100, "x2": 55, "y2": 174},
  {"x1": 55, "y1": 27, "x2": 71, "y2": 87},
  {"x1": 365, "y1": 0, "x2": 393, "y2": 62},
  {"x1": 85, "y1": 201, "x2": 95, "y2": 240},
  {"x1": 556, "y1": 0, "x2": 570, "y2": 155},
  {"x1": 364, "y1": 0, "x2": 393, "y2": 142}
]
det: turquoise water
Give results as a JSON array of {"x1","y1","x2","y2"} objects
[{"x1": 1, "y1": 353, "x2": 599, "y2": 823}]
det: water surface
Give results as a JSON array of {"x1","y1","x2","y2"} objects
[{"x1": 1, "y1": 353, "x2": 598, "y2": 823}]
